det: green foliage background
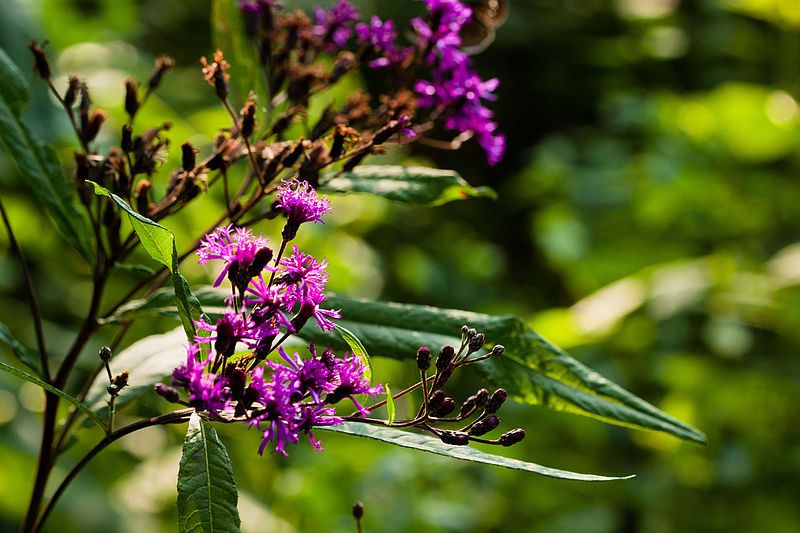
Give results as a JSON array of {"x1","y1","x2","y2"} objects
[{"x1": 1, "y1": 0, "x2": 799, "y2": 531}]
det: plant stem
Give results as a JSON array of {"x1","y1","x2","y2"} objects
[
  {"x1": 34, "y1": 409, "x2": 194, "y2": 532},
  {"x1": 0, "y1": 198, "x2": 49, "y2": 380}
]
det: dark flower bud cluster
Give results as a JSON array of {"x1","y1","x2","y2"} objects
[{"x1": 356, "y1": 326, "x2": 522, "y2": 450}]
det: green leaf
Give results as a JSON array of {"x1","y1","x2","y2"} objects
[
  {"x1": 333, "y1": 323, "x2": 373, "y2": 382},
  {"x1": 0, "y1": 47, "x2": 93, "y2": 261},
  {"x1": 319, "y1": 165, "x2": 497, "y2": 206},
  {"x1": 178, "y1": 413, "x2": 241, "y2": 533},
  {"x1": 0, "y1": 360, "x2": 105, "y2": 431},
  {"x1": 322, "y1": 422, "x2": 633, "y2": 481},
  {"x1": 85, "y1": 327, "x2": 187, "y2": 419},
  {"x1": 384, "y1": 384, "x2": 396, "y2": 426},
  {"x1": 298, "y1": 297, "x2": 707, "y2": 444},
  {"x1": 89, "y1": 182, "x2": 202, "y2": 339},
  {"x1": 0, "y1": 321, "x2": 39, "y2": 372},
  {"x1": 100, "y1": 286, "x2": 227, "y2": 325},
  {"x1": 211, "y1": 0, "x2": 264, "y2": 107}
]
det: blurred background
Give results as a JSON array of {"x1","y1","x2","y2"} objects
[{"x1": 1, "y1": 0, "x2": 799, "y2": 531}]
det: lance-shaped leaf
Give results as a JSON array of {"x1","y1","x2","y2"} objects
[
  {"x1": 85, "y1": 327, "x2": 187, "y2": 418},
  {"x1": 0, "y1": 360, "x2": 105, "y2": 430},
  {"x1": 0, "y1": 48, "x2": 93, "y2": 261},
  {"x1": 297, "y1": 297, "x2": 707, "y2": 444},
  {"x1": 89, "y1": 182, "x2": 202, "y2": 339},
  {"x1": 333, "y1": 323, "x2": 373, "y2": 382},
  {"x1": 319, "y1": 165, "x2": 496, "y2": 206},
  {"x1": 0, "y1": 321, "x2": 39, "y2": 372},
  {"x1": 321, "y1": 422, "x2": 633, "y2": 481},
  {"x1": 178, "y1": 413, "x2": 241, "y2": 533},
  {"x1": 100, "y1": 286, "x2": 227, "y2": 325}
]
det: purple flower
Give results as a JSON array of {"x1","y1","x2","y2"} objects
[
  {"x1": 314, "y1": 0, "x2": 360, "y2": 50},
  {"x1": 197, "y1": 225, "x2": 272, "y2": 287},
  {"x1": 296, "y1": 404, "x2": 341, "y2": 451},
  {"x1": 356, "y1": 16, "x2": 413, "y2": 69},
  {"x1": 328, "y1": 354, "x2": 383, "y2": 416},
  {"x1": 249, "y1": 367, "x2": 302, "y2": 455},
  {"x1": 275, "y1": 345, "x2": 335, "y2": 402},
  {"x1": 172, "y1": 346, "x2": 231, "y2": 413},
  {"x1": 275, "y1": 180, "x2": 331, "y2": 240}
]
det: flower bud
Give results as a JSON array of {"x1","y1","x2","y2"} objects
[
  {"x1": 485, "y1": 389, "x2": 508, "y2": 414},
  {"x1": 154, "y1": 383, "x2": 180, "y2": 403},
  {"x1": 469, "y1": 415, "x2": 500, "y2": 436},
  {"x1": 99, "y1": 346, "x2": 112, "y2": 362},
  {"x1": 135, "y1": 179, "x2": 152, "y2": 215},
  {"x1": 124, "y1": 78, "x2": 139, "y2": 118},
  {"x1": 241, "y1": 97, "x2": 256, "y2": 138},
  {"x1": 427, "y1": 389, "x2": 446, "y2": 413},
  {"x1": 248, "y1": 246, "x2": 274, "y2": 277},
  {"x1": 82, "y1": 109, "x2": 107, "y2": 144},
  {"x1": 430, "y1": 396, "x2": 455, "y2": 417},
  {"x1": 439, "y1": 430, "x2": 470, "y2": 446},
  {"x1": 459, "y1": 395, "x2": 477, "y2": 417},
  {"x1": 416, "y1": 346, "x2": 431, "y2": 372},
  {"x1": 490, "y1": 344, "x2": 505, "y2": 357},
  {"x1": 474, "y1": 388, "x2": 489, "y2": 408},
  {"x1": 352, "y1": 501, "x2": 364, "y2": 520},
  {"x1": 468, "y1": 332, "x2": 485, "y2": 354},
  {"x1": 436, "y1": 345, "x2": 455, "y2": 371},
  {"x1": 499, "y1": 428, "x2": 526, "y2": 447}
]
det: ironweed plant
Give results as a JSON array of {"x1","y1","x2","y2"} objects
[{"x1": 0, "y1": 1, "x2": 706, "y2": 531}]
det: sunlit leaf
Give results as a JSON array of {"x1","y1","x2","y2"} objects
[
  {"x1": 298, "y1": 297, "x2": 707, "y2": 444},
  {"x1": 178, "y1": 413, "x2": 241, "y2": 533},
  {"x1": 320, "y1": 165, "x2": 497, "y2": 206},
  {"x1": 89, "y1": 182, "x2": 202, "y2": 339},
  {"x1": 385, "y1": 384, "x2": 396, "y2": 426},
  {"x1": 322, "y1": 422, "x2": 634, "y2": 481},
  {"x1": 333, "y1": 323, "x2": 373, "y2": 382}
]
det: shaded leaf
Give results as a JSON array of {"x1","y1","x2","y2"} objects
[
  {"x1": 0, "y1": 48, "x2": 93, "y2": 261},
  {"x1": 320, "y1": 165, "x2": 496, "y2": 206},
  {"x1": 298, "y1": 297, "x2": 707, "y2": 444},
  {"x1": 178, "y1": 413, "x2": 241, "y2": 533},
  {"x1": 89, "y1": 182, "x2": 202, "y2": 339},
  {"x1": 322, "y1": 422, "x2": 633, "y2": 481},
  {"x1": 0, "y1": 321, "x2": 39, "y2": 372},
  {"x1": 0, "y1": 360, "x2": 105, "y2": 430},
  {"x1": 100, "y1": 287, "x2": 227, "y2": 325}
]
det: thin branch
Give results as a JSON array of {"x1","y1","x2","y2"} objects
[{"x1": 0, "y1": 198, "x2": 49, "y2": 381}]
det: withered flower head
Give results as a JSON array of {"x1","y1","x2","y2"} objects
[{"x1": 201, "y1": 49, "x2": 231, "y2": 98}]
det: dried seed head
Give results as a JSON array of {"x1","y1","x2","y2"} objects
[
  {"x1": 469, "y1": 415, "x2": 500, "y2": 436},
  {"x1": 485, "y1": 388, "x2": 508, "y2": 414},
  {"x1": 241, "y1": 95, "x2": 257, "y2": 138},
  {"x1": 121, "y1": 124, "x2": 134, "y2": 153},
  {"x1": 439, "y1": 430, "x2": 470, "y2": 446},
  {"x1": 64, "y1": 76, "x2": 82, "y2": 109},
  {"x1": 149, "y1": 55, "x2": 175, "y2": 91},
  {"x1": 499, "y1": 428, "x2": 526, "y2": 447},
  {"x1": 331, "y1": 51, "x2": 355, "y2": 83},
  {"x1": 416, "y1": 346, "x2": 431, "y2": 372},
  {"x1": 181, "y1": 142, "x2": 197, "y2": 171},
  {"x1": 201, "y1": 49, "x2": 230, "y2": 100},
  {"x1": 135, "y1": 179, "x2": 152, "y2": 215},
  {"x1": 124, "y1": 78, "x2": 139, "y2": 118},
  {"x1": 28, "y1": 40, "x2": 51, "y2": 79},
  {"x1": 111, "y1": 371, "x2": 130, "y2": 392}
]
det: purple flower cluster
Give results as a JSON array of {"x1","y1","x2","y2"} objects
[
  {"x1": 252, "y1": 0, "x2": 505, "y2": 165},
  {"x1": 164, "y1": 181, "x2": 381, "y2": 455},
  {"x1": 412, "y1": 0, "x2": 506, "y2": 165}
]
